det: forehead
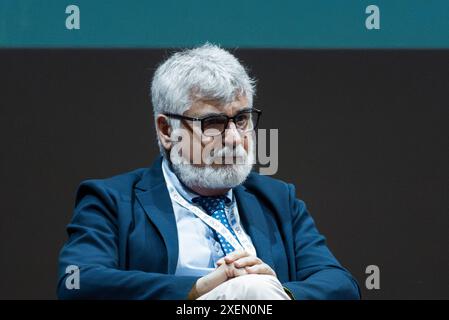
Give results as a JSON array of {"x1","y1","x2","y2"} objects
[{"x1": 187, "y1": 95, "x2": 249, "y2": 116}]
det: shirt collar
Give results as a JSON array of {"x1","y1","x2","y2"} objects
[{"x1": 161, "y1": 157, "x2": 233, "y2": 204}]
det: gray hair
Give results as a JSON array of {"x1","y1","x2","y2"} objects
[{"x1": 150, "y1": 43, "x2": 256, "y2": 155}]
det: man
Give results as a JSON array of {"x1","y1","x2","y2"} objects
[{"x1": 57, "y1": 44, "x2": 360, "y2": 300}]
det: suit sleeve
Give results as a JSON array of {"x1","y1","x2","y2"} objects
[
  {"x1": 57, "y1": 181, "x2": 200, "y2": 300},
  {"x1": 282, "y1": 183, "x2": 361, "y2": 300}
]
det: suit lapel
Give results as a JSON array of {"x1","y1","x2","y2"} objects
[
  {"x1": 234, "y1": 185, "x2": 275, "y2": 270},
  {"x1": 135, "y1": 157, "x2": 179, "y2": 274}
]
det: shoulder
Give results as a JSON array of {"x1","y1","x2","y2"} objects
[
  {"x1": 242, "y1": 170, "x2": 299, "y2": 208},
  {"x1": 75, "y1": 167, "x2": 149, "y2": 204},
  {"x1": 244, "y1": 170, "x2": 293, "y2": 194},
  {"x1": 243, "y1": 171, "x2": 310, "y2": 226}
]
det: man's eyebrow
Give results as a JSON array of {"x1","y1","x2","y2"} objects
[
  {"x1": 196, "y1": 112, "x2": 224, "y2": 118},
  {"x1": 237, "y1": 107, "x2": 252, "y2": 113}
]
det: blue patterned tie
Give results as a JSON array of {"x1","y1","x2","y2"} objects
[{"x1": 193, "y1": 195, "x2": 240, "y2": 254}]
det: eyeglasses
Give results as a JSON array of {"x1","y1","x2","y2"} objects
[{"x1": 163, "y1": 108, "x2": 262, "y2": 137}]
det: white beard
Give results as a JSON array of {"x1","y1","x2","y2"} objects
[{"x1": 169, "y1": 141, "x2": 255, "y2": 190}]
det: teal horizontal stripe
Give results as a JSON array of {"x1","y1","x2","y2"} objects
[{"x1": 1, "y1": 0, "x2": 449, "y2": 48}]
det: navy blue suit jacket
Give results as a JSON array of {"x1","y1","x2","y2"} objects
[{"x1": 57, "y1": 156, "x2": 360, "y2": 300}]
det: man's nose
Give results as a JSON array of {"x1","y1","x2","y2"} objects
[{"x1": 223, "y1": 121, "x2": 242, "y2": 147}]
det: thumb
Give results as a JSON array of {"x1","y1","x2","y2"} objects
[{"x1": 216, "y1": 258, "x2": 225, "y2": 266}]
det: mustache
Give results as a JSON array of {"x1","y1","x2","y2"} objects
[
  {"x1": 206, "y1": 145, "x2": 248, "y2": 164},
  {"x1": 212, "y1": 145, "x2": 246, "y2": 157}
]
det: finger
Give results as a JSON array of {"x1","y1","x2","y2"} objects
[
  {"x1": 216, "y1": 254, "x2": 236, "y2": 266},
  {"x1": 233, "y1": 265, "x2": 249, "y2": 277},
  {"x1": 224, "y1": 250, "x2": 250, "y2": 264},
  {"x1": 223, "y1": 262, "x2": 247, "y2": 278},
  {"x1": 216, "y1": 258, "x2": 225, "y2": 266},
  {"x1": 245, "y1": 264, "x2": 276, "y2": 277},
  {"x1": 233, "y1": 256, "x2": 262, "y2": 268}
]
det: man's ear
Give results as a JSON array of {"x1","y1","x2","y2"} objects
[{"x1": 156, "y1": 114, "x2": 173, "y2": 150}]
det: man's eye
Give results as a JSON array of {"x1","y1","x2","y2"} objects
[
  {"x1": 204, "y1": 117, "x2": 225, "y2": 126},
  {"x1": 206, "y1": 117, "x2": 222, "y2": 123},
  {"x1": 235, "y1": 114, "x2": 249, "y2": 125}
]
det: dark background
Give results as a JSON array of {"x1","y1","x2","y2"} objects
[{"x1": 0, "y1": 49, "x2": 448, "y2": 299}]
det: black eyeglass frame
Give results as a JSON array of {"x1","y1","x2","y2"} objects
[{"x1": 163, "y1": 108, "x2": 262, "y2": 136}]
